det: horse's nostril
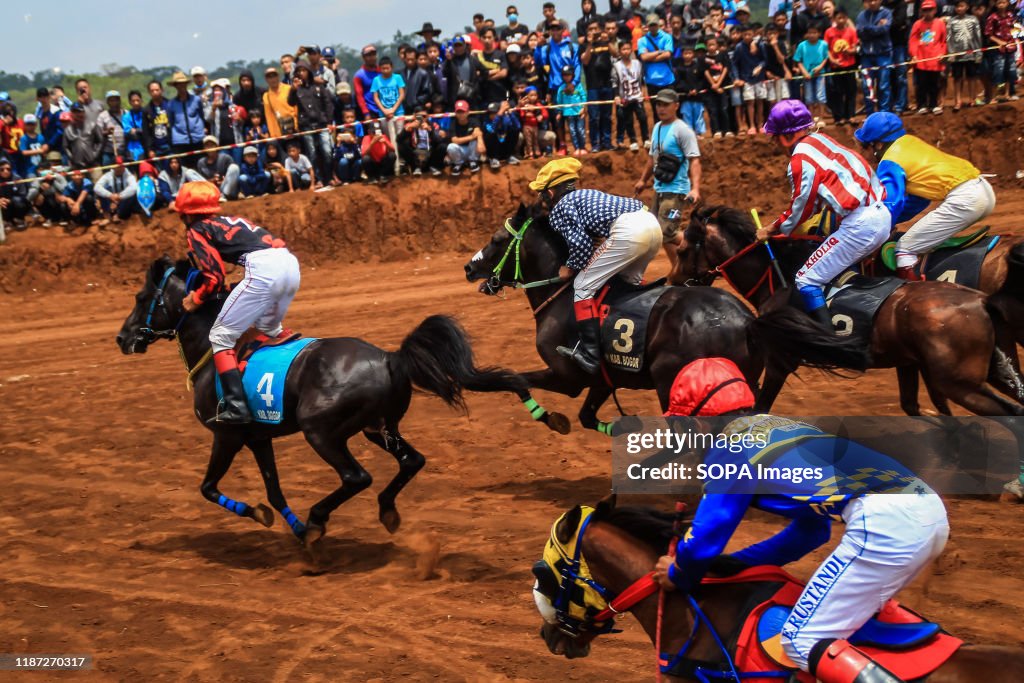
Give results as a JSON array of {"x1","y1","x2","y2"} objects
[
  {"x1": 464, "y1": 263, "x2": 472, "y2": 274},
  {"x1": 116, "y1": 335, "x2": 124, "y2": 346}
]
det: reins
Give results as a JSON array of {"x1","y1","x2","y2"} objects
[
  {"x1": 142, "y1": 266, "x2": 211, "y2": 390},
  {"x1": 485, "y1": 216, "x2": 572, "y2": 316}
]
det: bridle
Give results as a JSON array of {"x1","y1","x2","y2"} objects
[
  {"x1": 485, "y1": 217, "x2": 566, "y2": 294},
  {"x1": 137, "y1": 266, "x2": 181, "y2": 344}
]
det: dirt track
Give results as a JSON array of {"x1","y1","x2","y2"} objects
[{"x1": 2, "y1": 105, "x2": 1024, "y2": 681}]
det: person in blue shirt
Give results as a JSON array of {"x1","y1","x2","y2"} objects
[
  {"x1": 370, "y1": 57, "x2": 407, "y2": 129},
  {"x1": 164, "y1": 71, "x2": 206, "y2": 167},
  {"x1": 18, "y1": 115, "x2": 47, "y2": 178},
  {"x1": 121, "y1": 90, "x2": 148, "y2": 162},
  {"x1": 541, "y1": 22, "x2": 582, "y2": 96},
  {"x1": 238, "y1": 146, "x2": 271, "y2": 198},
  {"x1": 794, "y1": 25, "x2": 830, "y2": 119},
  {"x1": 637, "y1": 15, "x2": 677, "y2": 96},
  {"x1": 652, "y1": 357, "x2": 949, "y2": 683},
  {"x1": 60, "y1": 169, "x2": 99, "y2": 227},
  {"x1": 34, "y1": 88, "x2": 64, "y2": 161},
  {"x1": 856, "y1": 0, "x2": 894, "y2": 113}
]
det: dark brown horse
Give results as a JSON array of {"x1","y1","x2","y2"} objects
[
  {"x1": 670, "y1": 206, "x2": 1024, "y2": 417},
  {"x1": 463, "y1": 202, "x2": 870, "y2": 431},
  {"x1": 533, "y1": 497, "x2": 1024, "y2": 681},
  {"x1": 117, "y1": 257, "x2": 555, "y2": 548}
]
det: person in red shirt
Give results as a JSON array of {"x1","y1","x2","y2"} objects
[
  {"x1": 909, "y1": 0, "x2": 948, "y2": 114},
  {"x1": 824, "y1": 8, "x2": 859, "y2": 124},
  {"x1": 360, "y1": 120, "x2": 397, "y2": 184},
  {"x1": 984, "y1": 0, "x2": 1017, "y2": 101},
  {"x1": 178, "y1": 181, "x2": 301, "y2": 424}
]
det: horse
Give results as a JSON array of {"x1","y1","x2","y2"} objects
[
  {"x1": 532, "y1": 497, "x2": 1024, "y2": 681},
  {"x1": 117, "y1": 256, "x2": 555, "y2": 548},
  {"x1": 463, "y1": 202, "x2": 869, "y2": 431},
  {"x1": 670, "y1": 205, "x2": 1024, "y2": 417}
]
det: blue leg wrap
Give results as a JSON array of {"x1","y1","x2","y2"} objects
[
  {"x1": 798, "y1": 284, "x2": 827, "y2": 313},
  {"x1": 217, "y1": 494, "x2": 250, "y2": 517},
  {"x1": 280, "y1": 506, "x2": 306, "y2": 536}
]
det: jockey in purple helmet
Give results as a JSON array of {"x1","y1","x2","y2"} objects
[{"x1": 758, "y1": 100, "x2": 891, "y2": 330}]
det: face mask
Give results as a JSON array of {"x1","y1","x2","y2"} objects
[{"x1": 508, "y1": 13, "x2": 519, "y2": 22}]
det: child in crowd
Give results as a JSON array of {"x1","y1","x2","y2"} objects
[
  {"x1": 555, "y1": 65, "x2": 588, "y2": 155},
  {"x1": 18, "y1": 115, "x2": 46, "y2": 178},
  {"x1": 284, "y1": 142, "x2": 315, "y2": 190},
  {"x1": 947, "y1": 0, "x2": 983, "y2": 110},
  {"x1": 332, "y1": 108, "x2": 364, "y2": 184},
  {"x1": 238, "y1": 145, "x2": 271, "y2": 198},
  {"x1": 361, "y1": 120, "x2": 397, "y2": 184},
  {"x1": 518, "y1": 86, "x2": 549, "y2": 158},
  {"x1": 703, "y1": 36, "x2": 733, "y2": 137},
  {"x1": 973, "y1": 1, "x2": 994, "y2": 103},
  {"x1": 263, "y1": 143, "x2": 292, "y2": 193},
  {"x1": 674, "y1": 45, "x2": 707, "y2": 137},
  {"x1": 612, "y1": 39, "x2": 649, "y2": 150},
  {"x1": 244, "y1": 109, "x2": 270, "y2": 154},
  {"x1": 984, "y1": 0, "x2": 1017, "y2": 101},
  {"x1": 731, "y1": 24, "x2": 766, "y2": 135},
  {"x1": 909, "y1": 0, "x2": 948, "y2": 114},
  {"x1": 824, "y1": 8, "x2": 859, "y2": 124},
  {"x1": 794, "y1": 24, "x2": 829, "y2": 120},
  {"x1": 60, "y1": 169, "x2": 98, "y2": 227},
  {"x1": 370, "y1": 56, "x2": 407, "y2": 133}
]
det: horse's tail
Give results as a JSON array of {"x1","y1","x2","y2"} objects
[
  {"x1": 1003, "y1": 240, "x2": 1024, "y2": 299},
  {"x1": 391, "y1": 314, "x2": 528, "y2": 411},
  {"x1": 747, "y1": 306, "x2": 871, "y2": 375}
]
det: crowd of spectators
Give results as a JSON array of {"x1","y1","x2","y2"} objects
[{"x1": 0, "y1": 0, "x2": 1021, "y2": 230}]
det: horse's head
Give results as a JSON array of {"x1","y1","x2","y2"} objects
[
  {"x1": 116, "y1": 256, "x2": 190, "y2": 354},
  {"x1": 463, "y1": 202, "x2": 564, "y2": 295},
  {"x1": 669, "y1": 205, "x2": 757, "y2": 287}
]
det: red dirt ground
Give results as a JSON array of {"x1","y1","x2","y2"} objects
[{"x1": 1, "y1": 103, "x2": 1023, "y2": 681}]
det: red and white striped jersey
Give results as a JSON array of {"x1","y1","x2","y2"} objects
[{"x1": 773, "y1": 133, "x2": 885, "y2": 236}]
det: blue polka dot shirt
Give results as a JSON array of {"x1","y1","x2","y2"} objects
[{"x1": 548, "y1": 189, "x2": 644, "y2": 271}]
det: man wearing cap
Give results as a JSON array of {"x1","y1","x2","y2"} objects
[
  {"x1": 322, "y1": 47, "x2": 350, "y2": 87},
  {"x1": 637, "y1": 14, "x2": 677, "y2": 96},
  {"x1": 197, "y1": 136, "x2": 240, "y2": 200},
  {"x1": 540, "y1": 21, "x2": 581, "y2": 96},
  {"x1": 262, "y1": 67, "x2": 298, "y2": 139},
  {"x1": 166, "y1": 71, "x2": 207, "y2": 168},
  {"x1": 444, "y1": 36, "x2": 488, "y2": 110},
  {"x1": 759, "y1": 100, "x2": 889, "y2": 329},
  {"x1": 94, "y1": 157, "x2": 139, "y2": 222},
  {"x1": 635, "y1": 89, "x2": 701, "y2": 269},
  {"x1": 445, "y1": 100, "x2": 484, "y2": 175},
  {"x1": 353, "y1": 45, "x2": 382, "y2": 120},
  {"x1": 191, "y1": 66, "x2": 211, "y2": 105},
  {"x1": 176, "y1": 181, "x2": 300, "y2": 424},
  {"x1": 855, "y1": 112, "x2": 995, "y2": 281},
  {"x1": 529, "y1": 157, "x2": 663, "y2": 374},
  {"x1": 298, "y1": 45, "x2": 337, "y2": 92},
  {"x1": 62, "y1": 102, "x2": 104, "y2": 174},
  {"x1": 95, "y1": 91, "x2": 126, "y2": 168}
]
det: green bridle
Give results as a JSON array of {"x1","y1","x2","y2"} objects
[{"x1": 486, "y1": 217, "x2": 565, "y2": 294}]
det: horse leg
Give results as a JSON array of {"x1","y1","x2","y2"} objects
[
  {"x1": 364, "y1": 427, "x2": 425, "y2": 534},
  {"x1": 248, "y1": 438, "x2": 305, "y2": 538},
  {"x1": 895, "y1": 366, "x2": 925, "y2": 416},
  {"x1": 517, "y1": 367, "x2": 589, "y2": 434},
  {"x1": 578, "y1": 385, "x2": 614, "y2": 435},
  {"x1": 755, "y1": 366, "x2": 788, "y2": 412},
  {"x1": 301, "y1": 427, "x2": 373, "y2": 547},
  {"x1": 199, "y1": 432, "x2": 266, "y2": 527}
]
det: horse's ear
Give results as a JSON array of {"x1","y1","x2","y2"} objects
[
  {"x1": 595, "y1": 493, "x2": 617, "y2": 519},
  {"x1": 515, "y1": 201, "x2": 527, "y2": 218},
  {"x1": 556, "y1": 505, "x2": 583, "y2": 545},
  {"x1": 150, "y1": 255, "x2": 173, "y2": 283}
]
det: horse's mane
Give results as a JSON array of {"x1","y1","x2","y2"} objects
[
  {"x1": 149, "y1": 256, "x2": 192, "y2": 285},
  {"x1": 691, "y1": 205, "x2": 756, "y2": 245}
]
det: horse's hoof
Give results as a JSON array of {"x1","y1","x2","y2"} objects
[
  {"x1": 303, "y1": 522, "x2": 326, "y2": 548},
  {"x1": 380, "y1": 508, "x2": 402, "y2": 534},
  {"x1": 1000, "y1": 479, "x2": 1024, "y2": 503},
  {"x1": 251, "y1": 503, "x2": 274, "y2": 528},
  {"x1": 546, "y1": 412, "x2": 571, "y2": 435}
]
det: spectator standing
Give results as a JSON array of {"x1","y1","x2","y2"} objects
[
  {"x1": 445, "y1": 100, "x2": 484, "y2": 174},
  {"x1": 62, "y1": 103, "x2": 103, "y2": 173},
  {"x1": 207, "y1": 80, "x2": 244, "y2": 162},
  {"x1": 638, "y1": 14, "x2": 677, "y2": 95},
  {"x1": 354, "y1": 46, "x2": 382, "y2": 120},
  {"x1": 403, "y1": 51, "x2": 435, "y2": 113},
  {"x1": 361, "y1": 120, "x2": 397, "y2": 183},
  {"x1": 197, "y1": 135, "x2": 240, "y2": 199},
  {"x1": 608, "y1": 0, "x2": 634, "y2": 40},
  {"x1": 483, "y1": 102, "x2": 522, "y2": 167},
  {"x1": 300, "y1": 45, "x2": 337, "y2": 92},
  {"x1": 555, "y1": 65, "x2": 588, "y2": 154},
  {"x1": 370, "y1": 56, "x2": 407, "y2": 137},
  {"x1": 504, "y1": 6, "x2": 531, "y2": 47},
  {"x1": 262, "y1": 67, "x2": 298, "y2": 139},
  {"x1": 425, "y1": 44, "x2": 449, "y2": 103},
  {"x1": 542, "y1": 21, "x2": 582, "y2": 94},
  {"x1": 94, "y1": 158, "x2": 138, "y2": 222},
  {"x1": 519, "y1": 86, "x2": 549, "y2": 157},
  {"x1": 74, "y1": 78, "x2": 105, "y2": 127},
  {"x1": 794, "y1": 25, "x2": 830, "y2": 120},
  {"x1": 946, "y1": 0, "x2": 983, "y2": 110},
  {"x1": 702, "y1": 37, "x2": 732, "y2": 137},
  {"x1": 883, "y1": 0, "x2": 912, "y2": 113},
  {"x1": 444, "y1": 37, "x2": 487, "y2": 109},
  {"x1": 280, "y1": 53, "x2": 296, "y2": 85},
  {"x1": 477, "y1": 28, "x2": 511, "y2": 106},
  {"x1": 288, "y1": 61, "x2": 335, "y2": 188},
  {"x1": 673, "y1": 44, "x2": 707, "y2": 136},
  {"x1": 537, "y1": 2, "x2": 561, "y2": 32},
  {"x1": 234, "y1": 70, "x2": 265, "y2": 122},
  {"x1": 34, "y1": 88, "x2": 63, "y2": 162},
  {"x1": 191, "y1": 66, "x2": 211, "y2": 105},
  {"x1": 909, "y1": 0, "x2": 948, "y2": 113},
  {"x1": 165, "y1": 71, "x2": 207, "y2": 167},
  {"x1": 764, "y1": 17, "x2": 793, "y2": 103},
  {"x1": 634, "y1": 89, "x2": 701, "y2": 268},
  {"x1": 612, "y1": 39, "x2": 650, "y2": 149},
  {"x1": 415, "y1": 22, "x2": 444, "y2": 53},
  {"x1": 824, "y1": 8, "x2": 859, "y2": 124},
  {"x1": 121, "y1": 91, "x2": 148, "y2": 162},
  {"x1": 857, "y1": 0, "x2": 895, "y2": 113},
  {"x1": 17, "y1": 116, "x2": 46, "y2": 178},
  {"x1": 322, "y1": 47, "x2": 350, "y2": 88},
  {"x1": 791, "y1": 0, "x2": 832, "y2": 46},
  {"x1": 51, "y1": 86, "x2": 73, "y2": 112},
  {"x1": 60, "y1": 169, "x2": 98, "y2": 227},
  {"x1": 732, "y1": 25, "x2": 767, "y2": 134},
  {"x1": 985, "y1": 0, "x2": 1017, "y2": 101},
  {"x1": 96, "y1": 91, "x2": 126, "y2": 167},
  {"x1": 582, "y1": 19, "x2": 616, "y2": 151},
  {"x1": 144, "y1": 81, "x2": 172, "y2": 162}
]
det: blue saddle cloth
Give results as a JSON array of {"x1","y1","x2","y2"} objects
[
  {"x1": 216, "y1": 337, "x2": 318, "y2": 424},
  {"x1": 758, "y1": 604, "x2": 941, "y2": 651}
]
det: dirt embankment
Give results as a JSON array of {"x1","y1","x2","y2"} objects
[{"x1": 2, "y1": 102, "x2": 1021, "y2": 293}]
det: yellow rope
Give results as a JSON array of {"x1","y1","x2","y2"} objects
[{"x1": 177, "y1": 339, "x2": 213, "y2": 392}]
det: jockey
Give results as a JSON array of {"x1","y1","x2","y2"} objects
[
  {"x1": 653, "y1": 357, "x2": 949, "y2": 683},
  {"x1": 758, "y1": 100, "x2": 890, "y2": 330},
  {"x1": 529, "y1": 158, "x2": 663, "y2": 374},
  {"x1": 854, "y1": 112, "x2": 996, "y2": 281},
  {"x1": 177, "y1": 181, "x2": 301, "y2": 425}
]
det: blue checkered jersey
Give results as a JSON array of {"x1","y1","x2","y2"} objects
[
  {"x1": 668, "y1": 415, "x2": 927, "y2": 593},
  {"x1": 548, "y1": 189, "x2": 644, "y2": 271}
]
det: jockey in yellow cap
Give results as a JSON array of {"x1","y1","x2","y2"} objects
[{"x1": 529, "y1": 158, "x2": 663, "y2": 374}]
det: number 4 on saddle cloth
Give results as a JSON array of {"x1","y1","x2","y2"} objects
[
  {"x1": 214, "y1": 332, "x2": 318, "y2": 424},
  {"x1": 591, "y1": 278, "x2": 669, "y2": 374},
  {"x1": 662, "y1": 566, "x2": 963, "y2": 681}
]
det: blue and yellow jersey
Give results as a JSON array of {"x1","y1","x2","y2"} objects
[
  {"x1": 668, "y1": 415, "x2": 927, "y2": 593},
  {"x1": 877, "y1": 134, "x2": 980, "y2": 225}
]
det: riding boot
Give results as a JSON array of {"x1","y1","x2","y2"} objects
[
  {"x1": 556, "y1": 299, "x2": 602, "y2": 375},
  {"x1": 895, "y1": 266, "x2": 924, "y2": 281},
  {"x1": 798, "y1": 283, "x2": 834, "y2": 331},
  {"x1": 808, "y1": 639, "x2": 904, "y2": 683},
  {"x1": 209, "y1": 350, "x2": 253, "y2": 425},
  {"x1": 808, "y1": 304, "x2": 835, "y2": 331}
]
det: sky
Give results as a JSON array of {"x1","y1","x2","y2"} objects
[{"x1": 0, "y1": 0, "x2": 535, "y2": 76}]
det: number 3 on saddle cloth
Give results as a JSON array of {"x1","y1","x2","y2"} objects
[
  {"x1": 591, "y1": 278, "x2": 669, "y2": 375},
  {"x1": 669, "y1": 566, "x2": 963, "y2": 682},
  {"x1": 214, "y1": 332, "x2": 318, "y2": 424}
]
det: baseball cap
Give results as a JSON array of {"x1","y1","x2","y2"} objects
[
  {"x1": 646, "y1": 13, "x2": 660, "y2": 25},
  {"x1": 695, "y1": 42, "x2": 707, "y2": 50},
  {"x1": 487, "y1": 102, "x2": 501, "y2": 114},
  {"x1": 211, "y1": 77, "x2": 231, "y2": 89},
  {"x1": 264, "y1": 66, "x2": 279, "y2": 76},
  {"x1": 0, "y1": 92, "x2": 9, "y2": 102},
  {"x1": 23, "y1": 113, "x2": 37, "y2": 124},
  {"x1": 454, "y1": 100, "x2": 470, "y2": 112},
  {"x1": 202, "y1": 135, "x2": 218, "y2": 146},
  {"x1": 243, "y1": 145, "x2": 258, "y2": 156},
  {"x1": 736, "y1": 6, "x2": 751, "y2": 13},
  {"x1": 105, "y1": 90, "x2": 121, "y2": 100},
  {"x1": 506, "y1": 43, "x2": 522, "y2": 54},
  {"x1": 307, "y1": 44, "x2": 321, "y2": 53},
  {"x1": 190, "y1": 66, "x2": 207, "y2": 76},
  {"x1": 653, "y1": 88, "x2": 679, "y2": 104},
  {"x1": 920, "y1": 0, "x2": 937, "y2": 8},
  {"x1": 323, "y1": 47, "x2": 336, "y2": 58},
  {"x1": 560, "y1": 65, "x2": 574, "y2": 76},
  {"x1": 336, "y1": 82, "x2": 352, "y2": 95}
]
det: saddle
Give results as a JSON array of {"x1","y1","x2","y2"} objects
[
  {"x1": 594, "y1": 278, "x2": 669, "y2": 374},
  {"x1": 878, "y1": 227, "x2": 1000, "y2": 289},
  {"x1": 661, "y1": 565, "x2": 962, "y2": 682},
  {"x1": 235, "y1": 328, "x2": 302, "y2": 374},
  {"x1": 824, "y1": 273, "x2": 905, "y2": 346}
]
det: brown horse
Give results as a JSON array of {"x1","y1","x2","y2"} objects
[
  {"x1": 532, "y1": 497, "x2": 1024, "y2": 681},
  {"x1": 669, "y1": 205, "x2": 1024, "y2": 417}
]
